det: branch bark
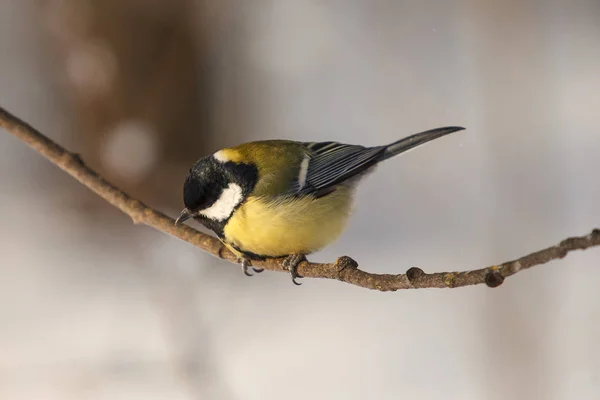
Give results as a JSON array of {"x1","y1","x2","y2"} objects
[{"x1": 2, "y1": 106, "x2": 598, "y2": 291}]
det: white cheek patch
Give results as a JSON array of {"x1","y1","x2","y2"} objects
[
  {"x1": 199, "y1": 183, "x2": 243, "y2": 221},
  {"x1": 213, "y1": 150, "x2": 229, "y2": 163},
  {"x1": 298, "y1": 154, "x2": 310, "y2": 189}
]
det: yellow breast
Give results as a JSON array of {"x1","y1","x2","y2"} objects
[{"x1": 223, "y1": 186, "x2": 354, "y2": 257}]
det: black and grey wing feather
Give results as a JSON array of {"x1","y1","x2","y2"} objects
[
  {"x1": 288, "y1": 142, "x2": 387, "y2": 197},
  {"x1": 287, "y1": 126, "x2": 464, "y2": 197}
]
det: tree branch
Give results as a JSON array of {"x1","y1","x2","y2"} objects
[{"x1": 1, "y1": 106, "x2": 598, "y2": 291}]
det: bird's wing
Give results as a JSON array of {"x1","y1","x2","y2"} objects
[{"x1": 286, "y1": 141, "x2": 386, "y2": 197}]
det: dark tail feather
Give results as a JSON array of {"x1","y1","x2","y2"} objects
[{"x1": 381, "y1": 126, "x2": 464, "y2": 161}]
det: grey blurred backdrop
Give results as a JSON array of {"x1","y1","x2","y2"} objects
[{"x1": 1, "y1": 1, "x2": 599, "y2": 399}]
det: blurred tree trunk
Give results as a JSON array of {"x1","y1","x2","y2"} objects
[
  {"x1": 34, "y1": 0, "x2": 214, "y2": 208},
  {"x1": 30, "y1": 3, "x2": 238, "y2": 399}
]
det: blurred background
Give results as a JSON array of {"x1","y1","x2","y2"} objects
[{"x1": 1, "y1": 0, "x2": 599, "y2": 399}]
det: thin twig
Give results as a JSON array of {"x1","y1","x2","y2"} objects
[{"x1": 1, "y1": 106, "x2": 598, "y2": 291}]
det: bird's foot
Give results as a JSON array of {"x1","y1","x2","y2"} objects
[
  {"x1": 282, "y1": 253, "x2": 306, "y2": 286},
  {"x1": 238, "y1": 258, "x2": 264, "y2": 276}
]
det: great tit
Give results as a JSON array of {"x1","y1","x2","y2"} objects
[{"x1": 175, "y1": 126, "x2": 463, "y2": 284}]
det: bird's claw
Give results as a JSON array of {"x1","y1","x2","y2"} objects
[
  {"x1": 239, "y1": 258, "x2": 264, "y2": 276},
  {"x1": 239, "y1": 258, "x2": 253, "y2": 277},
  {"x1": 240, "y1": 255, "x2": 303, "y2": 284},
  {"x1": 282, "y1": 254, "x2": 306, "y2": 286}
]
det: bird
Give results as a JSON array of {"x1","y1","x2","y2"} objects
[{"x1": 175, "y1": 126, "x2": 464, "y2": 284}]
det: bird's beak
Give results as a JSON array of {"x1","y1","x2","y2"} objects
[{"x1": 175, "y1": 208, "x2": 193, "y2": 225}]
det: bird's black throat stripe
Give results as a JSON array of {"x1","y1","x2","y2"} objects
[{"x1": 194, "y1": 214, "x2": 227, "y2": 239}]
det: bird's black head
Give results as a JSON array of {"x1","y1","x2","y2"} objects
[
  {"x1": 175, "y1": 154, "x2": 258, "y2": 236},
  {"x1": 182, "y1": 157, "x2": 227, "y2": 212}
]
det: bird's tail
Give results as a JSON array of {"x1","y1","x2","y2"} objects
[{"x1": 381, "y1": 126, "x2": 464, "y2": 161}]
